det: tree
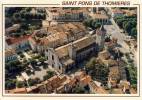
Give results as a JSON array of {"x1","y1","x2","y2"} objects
[
  {"x1": 5, "y1": 79, "x2": 16, "y2": 90},
  {"x1": 25, "y1": 7, "x2": 32, "y2": 12},
  {"x1": 20, "y1": 10, "x2": 26, "y2": 19},
  {"x1": 83, "y1": 19, "x2": 93, "y2": 28},
  {"x1": 21, "y1": 23, "x2": 29, "y2": 30},
  {"x1": 13, "y1": 13, "x2": 20, "y2": 19},
  {"x1": 86, "y1": 57, "x2": 97, "y2": 70},
  {"x1": 34, "y1": 77, "x2": 41, "y2": 84},
  {"x1": 94, "y1": 22, "x2": 101, "y2": 29},
  {"x1": 123, "y1": 21, "x2": 132, "y2": 34},
  {"x1": 24, "y1": 12, "x2": 30, "y2": 20},
  {"x1": 85, "y1": 57, "x2": 109, "y2": 84},
  {"x1": 43, "y1": 71, "x2": 54, "y2": 81},
  {"x1": 16, "y1": 81, "x2": 25, "y2": 88},
  {"x1": 39, "y1": 57, "x2": 46, "y2": 62},
  {"x1": 5, "y1": 60, "x2": 24, "y2": 78},
  {"x1": 72, "y1": 86, "x2": 85, "y2": 93},
  {"x1": 131, "y1": 28, "x2": 137, "y2": 39},
  {"x1": 47, "y1": 71, "x2": 54, "y2": 77},
  {"x1": 116, "y1": 19, "x2": 124, "y2": 28},
  {"x1": 28, "y1": 79, "x2": 38, "y2": 86}
]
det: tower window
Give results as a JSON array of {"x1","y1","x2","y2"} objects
[{"x1": 52, "y1": 55, "x2": 54, "y2": 60}]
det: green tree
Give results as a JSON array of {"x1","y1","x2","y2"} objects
[
  {"x1": 43, "y1": 71, "x2": 54, "y2": 81},
  {"x1": 85, "y1": 57, "x2": 109, "y2": 84},
  {"x1": 123, "y1": 21, "x2": 132, "y2": 34},
  {"x1": 83, "y1": 19, "x2": 93, "y2": 28},
  {"x1": 28, "y1": 79, "x2": 38, "y2": 86},
  {"x1": 86, "y1": 57, "x2": 97, "y2": 70},
  {"x1": 116, "y1": 19, "x2": 124, "y2": 28},
  {"x1": 5, "y1": 79, "x2": 16, "y2": 90},
  {"x1": 131, "y1": 28, "x2": 137, "y2": 39},
  {"x1": 25, "y1": 7, "x2": 32, "y2": 12},
  {"x1": 13, "y1": 13, "x2": 21, "y2": 19},
  {"x1": 95, "y1": 22, "x2": 101, "y2": 29},
  {"x1": 73, "y1": 86, "x2": 85, "y2": 93},
  {"x1": 16, "y1": 81, "x2": 25, "y2": 88}
]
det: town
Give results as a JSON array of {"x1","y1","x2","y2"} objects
[{"x1": 5, "y1": 7, "x2": 137, "y2": 94}]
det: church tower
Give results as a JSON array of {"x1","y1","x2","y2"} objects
[
  {"x1": 68, "y1": 42, "x2": 76, "y2": 60},
  {"x1": 96, "y1": 24, "x2": 106, "y2": 51}
]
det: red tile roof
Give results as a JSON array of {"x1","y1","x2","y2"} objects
[{"x1": 6, "y1": 35, "x2": 31, "y2": 45}]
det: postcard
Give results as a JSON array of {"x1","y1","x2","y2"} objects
[{"x1": 0, "y1": 0, "x2": 141, "y2": 100}]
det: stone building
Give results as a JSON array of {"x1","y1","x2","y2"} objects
[
  {"x1": 46, "y1": 34, "x2": 97, "y2": 73},
  {"x1": 96, "y1": 25, "x2": 106, "y2": 51}
]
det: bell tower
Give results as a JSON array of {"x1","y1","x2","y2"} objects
[{"x1": 96, "y1": 24, "x2": 106, "y2": 51}]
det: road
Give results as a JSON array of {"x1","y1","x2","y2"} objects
[
  {"x1": 104, "y1": 7, "x2": 131, "y2": 54},
  {"x1": 104, "y1": 13, "x2": 137, "y2": 67},
  {"x1": 104, "y1": 19, "x2": 130, "y2": 54}
]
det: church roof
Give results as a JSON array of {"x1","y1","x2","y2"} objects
[{"x1": 55, "y1": 35, "x2": 96, "y2": 58}]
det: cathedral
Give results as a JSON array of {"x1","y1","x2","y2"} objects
[{"x1": 46, "y1": 24, "x2": 106, "y2": 73}]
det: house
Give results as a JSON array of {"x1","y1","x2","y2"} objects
[
  {"x1": 89, "y1": 13, "x2": 109, "y2": 24},
  {"x1": 6, "y1": 35, "x2": 31, "y2": 52},
  {"x1": 89, "y1": 80, "x2": 108, "y2": 94},
  {"x1": 5, "y1": 48, "x2": 17, "y2": 62},
  {"x1": 90, "y1": 7, "x2": 105, "y2": 13},
  {"x1": 98, "y1": 50, "x2": 111, "y2": 60},
  {"x1": 119, "y1": 80, "x2": 130, "y2": 94},
  {"x1": 29, "y1": 23, "x2": 87, "y2": 53},
  {"x1": 46, "y1": 7, "x2": 88, "y2": 22},
  {"x1": 111, "y1": 8, "x2": 124, "y2": 17},
  {"x1": 108, "y1": 66, "x2": 120, "y2": 87},
  {"x1": 5, "y1": 24, "x2": 20, "y2": 35},
  {"x1": 123, "y1": 9, "x2": 137, "y2": 16}
]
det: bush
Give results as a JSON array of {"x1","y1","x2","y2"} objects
[
  {"x1": 28, "y1": 78, "x2": 40, "y2": 86},
  {"x1": 5, "y1": 79, "x2": 16, "y2": 90},
  {"x1": 16, "y1": 81, "x2": 25, "y2": 88},
  {"x1": 43, "y1": 71, "x2": 54, "y2": 81}
]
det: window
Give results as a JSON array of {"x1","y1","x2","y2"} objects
[
  {"x1": 52, "y1": 55, "x2": 54, "y2": 60},
  {"x1": 52, "y1": 64, "x2": 54, "y2": 68},
  {"x1": 59, "y1": 66, "x2": 61, "y2": 70}
]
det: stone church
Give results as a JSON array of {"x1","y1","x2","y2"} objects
[{"x1": 46, "y1": 25, "x2": 106, "y2": 73}]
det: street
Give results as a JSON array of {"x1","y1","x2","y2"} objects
[
  {"x1": 104, "y1": 17, "x2": 137, "y2": 67},
  {"x1": 104, "y1": 18, "x2": 130, "y2": 54}
]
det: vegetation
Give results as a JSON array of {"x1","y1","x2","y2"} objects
[
  {"x1": 5, "y1": 7, "x2": 44, "y2": 37},
  {"x1": 63, "y1": 7, "x2": 80, "y2": 10},
  {"x1": 16, "y1": 81, "x2": 25, "y2": 88},
  {"x1": 83, "y1": 19, "x2": 101, "y2": 29},
  {"x1": 5, "y1": 60, "x2": 26, "y2": 89},
  {"x1": 5, "y1": 79, "x2": 16, "y2": 90},
  {"x1": 28, "y1": 78, "x2": 41, "y2": 86},
  {"x1": 85, "y1": 57, "x2": 109, "y2": 85},
  {"x1": 114, "y1": 15, "x2": 137, "y2": 39},
  {"x1": 43, "y1": 71, "x2": 54, "y2": 81},
  {"x1": 5, "y1": 60, "x2": 25, "y2": 78},
  {"x1": 6, "y1": 7, "x2": 46, "y2": 21},
  {"x1": 126, "y1": 64, "x2": 137, "y2": 90},
  {"x1": 125, "y1": 52, "x2": 137, "y2": 90},
  {"x1": 72, "y1": 86, "x2": 86, "y2": 93}
]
